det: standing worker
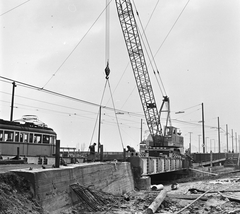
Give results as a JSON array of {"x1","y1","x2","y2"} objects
[{"x1": 89, "y1": 143, "x2": 96, "y2": 162}]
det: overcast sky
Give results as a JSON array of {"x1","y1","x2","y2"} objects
[{"x1": 1, "y1": 0, "x2": 240, "y2": 153}]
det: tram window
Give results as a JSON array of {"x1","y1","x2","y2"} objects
[
  {"x1": 19, "y1": 133, "x2": 23, "y2": 142},
  {"x1": 49, "y1": 136, "x2": 55, "y2": 144},
  {"x1": 43, "y1": 135, "x2": 50, "y2": 144},
  {"x1": 34, "y1": 134, "x2": 42, "y2": 144},
  {"x1": 0, "y1": 130, "x2": 3, "y2": 141},
  {"x1": 4, "y1": 131, "x2": 14, "y2": 141},
  {"x1": 15, "y1": 132, "x2": 20, "y2": 142},
  {"x1": 23, "y1": 133, "x2": 29, "y2": 143},
  {"x1": 29, "y1": 133, "x2": 33, "y2": 143}
]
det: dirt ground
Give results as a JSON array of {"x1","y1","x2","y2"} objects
[
  {"x1": 1, "y1": 169, "x2": 240, "y2": 214},
  {"x1": 0, "y1": 172, "x2": 43, "y2": 214}
]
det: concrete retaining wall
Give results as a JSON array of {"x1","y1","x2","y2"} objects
[{"x1": 12, "y1": 161, "x2": 134, "y2": 213}]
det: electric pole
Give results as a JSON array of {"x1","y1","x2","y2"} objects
[
  {"x1": 226, "y1": 124, "x2": 229, "y2": 153},
  {"x1": 198, "y1": 135, "x2": 201, "y2": 153},
  {"x1": 10, "y1": 81, "x2": 16, "y2": 121},
  {"x1": 218, "y1": 117, "x2": 221, "y2": 153},
  {"x1": 236, "y1": 132, "x2": 238, "y2": 153},
  {"x1": 202, "y1": 103, "x2": 205, "y2": 153},
  {"x1": 189, "y1": 132, "x2": 192, "y2": 154}
]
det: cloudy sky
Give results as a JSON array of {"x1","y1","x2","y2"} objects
[{"x1": 1, "y1": 0, "x2": 240, "y2": 153}]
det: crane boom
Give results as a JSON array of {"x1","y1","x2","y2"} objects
[{"x1": 115, "y1": 0, "x2": 161, "y2": 137}]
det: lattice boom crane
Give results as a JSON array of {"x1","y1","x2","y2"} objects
[{"x1": 115, "y1": 0, "x2": 184, "y2": 155}]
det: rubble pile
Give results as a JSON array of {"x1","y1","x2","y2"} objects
[{"x1": 0, "y1": 172, "x2": 43, "y2": 214}]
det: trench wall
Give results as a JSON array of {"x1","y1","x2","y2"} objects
[{"x1": 12, "y1": 161, "x2": 134, "y2": 213}]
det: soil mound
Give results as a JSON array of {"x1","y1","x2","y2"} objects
[{"x1": 0, "y1": 172, "x2": 43, "y2": 214}]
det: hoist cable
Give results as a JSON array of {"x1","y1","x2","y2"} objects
[
  {"x1": 42, "y1": 0, "x2": 112, "y2": 89},
  {"x1": 132, "y1": 0, "x2": 167, "y2": 96},
  {"x1": 107, "y1": 80, "x2": 124, "y2": 149},
  {"x1": 89, "y1": 80, "x2": 108, "y2": 147},
  {"x1": 90, "y1": 0, "x2": 111, "y2": 148},
  {"x1": 105, "y1": 0, "x2": 111, "y2": 65},
  {"x1": 136, "y1": 23, "x2": 164, "y2": 97}
]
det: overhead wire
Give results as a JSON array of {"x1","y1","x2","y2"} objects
[
  {"x1": 154, "y1": 0, "x2": 191, "y2": 57},
  {"x1": 1, "y1": 98, "x2": 141, "y2": 129},
  {"x1": 0, "y1": 91, "x2": 97, "y2": 115},
  {"x1": 0, "y1": 76, "x2": 143, "y2": 117},
  {"x1": 0, "y1": 0, "x2": 31, "y2": 17},
  {"x1": 42, "y1": 0, "x2": 113, "y2": 89}
]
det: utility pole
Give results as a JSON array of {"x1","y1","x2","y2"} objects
[
  {"x1": 202, "y1": 103, "x2": 205, "y2": 153},
  {"x1": 206, "y1": 137, "x2": 209, "y2": 153},
  {"x1": 10, "y1": 81, "x2": 16, "y2": 121},
  {"x1": 218, "y1": 117, "x2": 221, "y2": 153},
  {"x1": 232, "y1": 129, "x2": 234, "y2": 153},
  {"x1": 189, "y1": 132, "x2": 192, "y2": 154},
  {"x1": 226, "y1": 124, "x2": 229, "y2": 153},
  {"x1": 98, "y1": 106, "x2": 102, "y2": 153},
  {"x1": 214, "y1": 139, "x2": 216, "y2": 153},
  {"x1": 140, "y1": 119, "x2": 143, "y2": 143},
  {"x1": 198, "y1": 135, "x2": 201, "y2": 153},
  {"x1": 236, "y1": 132, "x2": 238, "y2": 153},
  {"x1": 239, "y1": 135, "x2": 240, "y2": 154}
]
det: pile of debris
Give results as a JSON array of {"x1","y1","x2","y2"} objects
[
  {"x1": 64, "y1": 173, "x2": 240, "y2": 214},
  {"x1": 0, "y1": 172, "x2": 43, "y2": 214}
]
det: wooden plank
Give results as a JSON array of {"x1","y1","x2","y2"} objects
[{"x1": 167, "y1": 193, "x2": 208, "y2": 201}]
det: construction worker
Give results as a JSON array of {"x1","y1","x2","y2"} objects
[
  {"x1": 89, "y1": 143, "x2": 96, "y2": 162},
  {"x1": 126, "y1": 145, "x2": 136, "y2": 153}
]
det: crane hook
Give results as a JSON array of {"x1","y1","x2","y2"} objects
[{"x1": 105, "y1": 62, "x2": 110, "y2": 79}]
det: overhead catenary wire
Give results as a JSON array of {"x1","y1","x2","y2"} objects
[
  {"x1": 0, "y1": 76, "x2": 143, "y2": 117},
  {"x1": 0, "y1": 81, "x2": 224, "y2": 134}
]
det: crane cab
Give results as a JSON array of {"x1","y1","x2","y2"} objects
[{"x1": 164, "y1": 126, "x2": 184, "y2": 148}]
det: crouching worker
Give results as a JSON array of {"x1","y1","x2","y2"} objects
[
  {"x1": 126, "y1": 145, "x2": 136, "y2": 153},
  {"x1": 89, "y1": 143, "x2": 96, "y2": 162}
]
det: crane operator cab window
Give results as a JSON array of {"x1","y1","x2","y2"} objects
[
  {"x1": 165, "y1": 127, "x2": 173, "y2": 136},
  {"x1": 165, "y1": 127, "x2": 178, "y2": 137}
]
